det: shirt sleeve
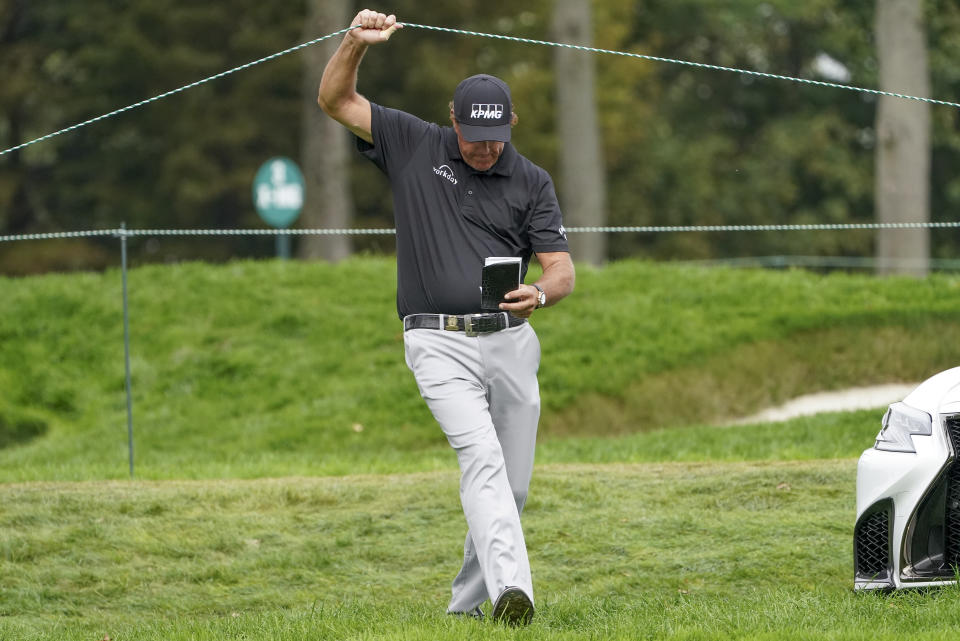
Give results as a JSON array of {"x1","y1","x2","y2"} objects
[
  {"x1": 356, "y1": 102, "x2": 432, "y2": 178},
  {"x1": 527, "y1": 170, "x2": 571, "y2": 254}
]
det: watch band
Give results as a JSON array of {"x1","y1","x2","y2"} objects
[{"x1": 532, "y1": 283, "x2": 546, "y2": 308}]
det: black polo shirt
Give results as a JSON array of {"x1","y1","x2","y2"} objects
[{"x1": 358, "y1": 102, "x2": 569, "y2": 318}]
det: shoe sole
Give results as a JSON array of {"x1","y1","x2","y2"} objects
[{"x1": 492, "y1": 587, "x2": 534, "y2": 626}]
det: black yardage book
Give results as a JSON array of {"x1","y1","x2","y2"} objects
[{"x1": 480, "y1": 257, "x2": 521, "y2": 311}]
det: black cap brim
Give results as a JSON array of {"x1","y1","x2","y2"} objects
[{"x1": 458, "y1": 122, "x2": 511, "y2": 143}]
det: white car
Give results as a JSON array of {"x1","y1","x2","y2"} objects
[{"x1": 855, "y1": 366, "x2": 960, "y2": 590}]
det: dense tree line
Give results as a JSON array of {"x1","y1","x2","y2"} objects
[{"x1": 1, "y1": 0, "x2": 959, "y2": 274}]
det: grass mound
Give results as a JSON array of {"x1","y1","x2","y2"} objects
[
  {"x1": 0, "y1": 403, "x2": 48, "y2": 449},
  {"x1": 2, "y1": 256, "x2": 957, "y2": 639},
  {"x1": 1, "y1": 258, "x2": 957, "y2": 480}
]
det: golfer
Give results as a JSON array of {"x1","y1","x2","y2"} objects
[{"x1": 318, "y1": 9, "x2": 575, "y2": 625}]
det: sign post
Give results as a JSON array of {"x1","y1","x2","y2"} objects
[{"x1": 253, "y1": 157, "x2": 304, "y2": 259}]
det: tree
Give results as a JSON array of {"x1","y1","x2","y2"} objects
[
  {"x1": 598, "y1": 0, "x2": 878, "y2": 262},
  {"x1": 0, "y1": 0, "x2": 57, "y2": 234},
  {"x1": 874, "y1": 0, "x2": 930, "y2": 276},
  {"x1": 551, "y1": 0, "x2": 607, "y2": 265},
  {"x1": 1, "y1": 1, "x2": 309, "y2": 269},
  {"x1": 299, "y1": 0, "x2": 353, "y2": 262},
  {"x1": 5, "y1": 1, "x2": 960, "y2": 274}
]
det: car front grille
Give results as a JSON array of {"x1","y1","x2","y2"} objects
[
  {"x1": 855, "y1": 509, "x2": 890, "y2": 578},
  {"x1": 945, "y1": 417, "x2": 960, "y2": 566}
]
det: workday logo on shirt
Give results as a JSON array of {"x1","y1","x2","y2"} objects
[{"x1": 432, "y1": 164, "x2": 458, "y2": 185}]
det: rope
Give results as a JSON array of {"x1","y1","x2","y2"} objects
[
  {"x1": 402, "y1": 23, "x2": 960, "y2": 110},
  {"x1": 2, "y1": 21, "x2": 958, "y2": 158},
  {"x1": 2, "y1": 222, "x2": 957, "y2": 244},
  {"x1": 565, "y1": 221, "x2": 960, "y2": 233},
  {"x1": 0, "y1": 230, "x2": 119, "y2": 242},
  {"x1": 123, "y1": 228, "x2": 396, "y2": 236},
  {"x1": 0, "y1": 26, "x2": 355, "y2": 158}
]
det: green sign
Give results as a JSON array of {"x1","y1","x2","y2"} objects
[{"x1": 253, "y1": 157, "x2": 304, "y2": 229}]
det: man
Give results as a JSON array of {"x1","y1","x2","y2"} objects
[{"x1": 318, "y1": 9, "x2": 575, "y2": 626}]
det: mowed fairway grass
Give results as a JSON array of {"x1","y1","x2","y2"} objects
[
  {"x1": 5, "y1": 459, "x2": 960, "y2": 640},
  {"x1": 4, "y1": 258, "x2": 960, "y2": 639}
]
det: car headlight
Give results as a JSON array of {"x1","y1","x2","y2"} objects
[{"x1": 874, "y1": 402, "x2": 933, "y2": 453}]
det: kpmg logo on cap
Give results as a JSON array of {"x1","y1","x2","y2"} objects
[{"x1": 470, "y1": 104, "x2": 504, "y2": 120}]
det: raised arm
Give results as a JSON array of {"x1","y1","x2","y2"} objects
[{"x1": 317, "y1": 10, "x2": 402, "y2": 144}]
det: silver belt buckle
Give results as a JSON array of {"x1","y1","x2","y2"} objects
[{"x1": 463, "y1": 314, "x2": 478, "y2": 337}]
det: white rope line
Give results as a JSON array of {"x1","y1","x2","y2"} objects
[
  {"x1": 3, "y1": 222, "x2": 958, "y2": 244},
  {"x1": 566, "y1": 222, "x2": 960, "y2": 233},
  {"x1": 127, "y1": 228, "x2": 397, "y2": 236},
  {"x1": 2, "y1": 22, "x2": 959, "y2": 158},
  {"x1": 0, "y1": 228, "x2": 395, "y2": 243},
  {"x1": 0, "y1": 26, "x2": 356, "y2": 157},
  {"x1": 0, "y1": 230, "x2": 119, "y2": 242},
  {"x1": 403, "y1": 23, "x2": 960, "y2": 110}
]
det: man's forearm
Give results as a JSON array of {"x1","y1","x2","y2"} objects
[
  {"x1": 318, "y1": 36, "x2": 367, "y2": 117},
  {"x1": 318, "y1": 11, "x2": 400, "y2": 142},
  {"x1": 537, "y1": 256, "x2": 575, "y2": 308}
]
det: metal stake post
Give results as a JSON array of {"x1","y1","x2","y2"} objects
[
  {"x1": 120, "y1": 223, "x2": 135, "y2": 478},
  {"x1": 276, "y1": 231, "x2": 291, "y2": 260}
]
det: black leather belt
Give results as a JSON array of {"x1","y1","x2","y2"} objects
[{"x1": 403, "y1": 313, "x2": 526, "y2": 336}]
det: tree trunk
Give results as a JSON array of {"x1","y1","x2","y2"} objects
[
  {"x1": 874, "y1": 0, "x2": 930, "y2": 276},
  {"x1": 552, "y1": 0, "x2": 607, "y2": 265},
  {"x1": 299, "y1": 0, "x2": 353, "y2": 261}
]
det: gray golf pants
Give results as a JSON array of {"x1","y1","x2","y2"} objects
[{"x1": 403, "y1": 320, "x2": 541, "y2": 612}]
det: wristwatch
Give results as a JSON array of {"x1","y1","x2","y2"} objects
[{"x1": 532, "y1": 283, "x2": 546, "y2": 308}]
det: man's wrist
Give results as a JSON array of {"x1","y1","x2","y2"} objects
[
  {"x1": 344, "y1": 29, "x2": 369, "y2": 50},
  {"x1": 532, "y1": 283, "x2": 546, "y2": 308}
]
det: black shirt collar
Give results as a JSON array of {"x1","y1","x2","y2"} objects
[{"x1": 443, "y1": 126, "x2": 516, "y2": 177}]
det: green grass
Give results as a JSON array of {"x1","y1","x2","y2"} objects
[
  {"x1": 1, "y1": 258, "x2": 959, "y2": 481},
  {"x1": 3, "y1": 458, "x2": 960, "y2": 640},
  {"x1": 66, "y1": 590, "x2": 960, "y2": 641},
  {"x1": 0, "y1": 460, "x2": 920, "y2": 640},
  {"x1": 9, "y1": 591, "x2": 960, "y2": 641},
  {"x1": 540, "y1": 409, "x2": 881, "y2": 464},
  {"x1": 2, "y1": 258, "x2": 960, "y2": 638}
]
